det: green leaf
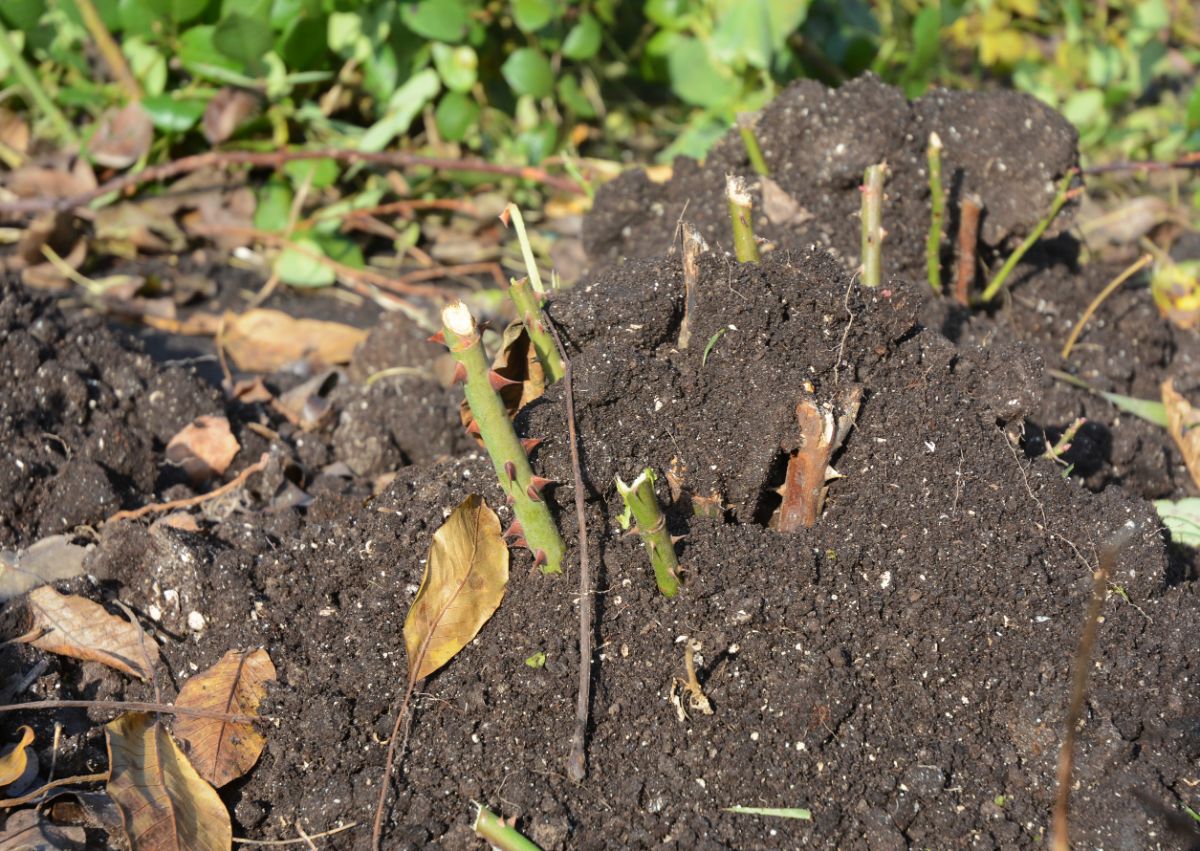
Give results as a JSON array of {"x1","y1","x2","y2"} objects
[
  {"x1": 313, "y1": 232, "x2": 364, "y2": 270},
  {"x1": 0, "y1": 0, "x2": 46, "y2": 31},
  {"x1": 502, "y1": 48, "x2": 554, "y2": 98},
  {"x1": 141, "y1": 95, "x2": 207, "y2": 132},
  {"x1": 435, "y1": 91, "x2": 479, "y2": 142},
  {"x1": 275, "y1": 237, "x2": 335, "y2": 287},
  {"x1": 1187, "y1": 86, "x2": 1200, "y2": 133},
  {"x1": 171, "y1": 0, "x2": 211, "y2": 23},
  {"x1": 907, "y1": 7, "x2": 940, "y2": 77},
  {"x1": 512, "y1": 0, "x2": 555, "y2": 33},
  {"x1": 557, "y1": 75, "x2": 596, "y2": 118},
  {"x1": 712, "y1": 0, "x2": 773, "y2": 69},
  {"x1": 178, "y1": 25, "x2": 246, "y2": 78},
  {"x1": 1154, "y1": 498, "x2": 1200, "y2": 548},
  {"x1": 122, "y1": 36, "x2": 168, "y2": 97},
  {"x1": 359, "y1": 68, "x2": 440, "y2": 152},
  {"x1": 523, "y1": 652, "x2": 546, "y2": 668},
  {"x1": 724, "y1": 806, "x2": 812, "y2": 820},
  {"x1": 253, "y1": 178, "x2": 293, "y2": 233},
  {"x1": 283, "y1": 158, "x2": 339, "y2": 189},
  {"x1": 278, "y1": 15, "x2": 328, "y2": 70},
  {"x1": 432, "y1": 42, "x2": 478, "y2": 92},
  {"x1": 765, "y1": 0, "x2": 810, "y2": 50},
  {"x1": 667, "y1": 38, "x2": 740, "y2": 108},
  {"x1": 326, "y1": 11, "x2": 365, "y2": 58},
  {"x1": 645, "y1": 0, "x2": 686, "y2": 26},
  {"x1": 214, "y1": 11, "x2": 275, "y2": 75},
  {"x1": 517, "y1": 121, "x2": 557, "y2": 163},
  {"x1": 1046, "y1": 369, "x2": 1168, "y2": 428},
  {"x1": 400, "y1": 0, "x2": 468, "y2": 43},
  {"x1": 562, "y1": 13, "x2": 601, "y2": 60}
]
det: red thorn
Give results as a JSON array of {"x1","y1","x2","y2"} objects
[
  {"x1": 465, "y1": 419, "x2": 481, "y2": 436},
  {"x1": 427, "y1": 330, "x2": 446, "y2": 346},
  {"x1": 452, "y1": 362, "x2": 468, "y2": 385},
  {"x1": 670, "y1": 534, "x2": 685, "y2": 545},
  {"x1": 521, "y1": 437, "x2": 542, "y2": 454},
  {"x1": 533, "y1": 549, "x2": 548, "y2": 568},
  {"x1": 529, "y1": 475, "x2": 553, "y2": 492},
  {"x1": 526, "y1": 484, "x2": 542, "y2": 502},
  {"x1": 503, "y1": 520, "x2": 524, "y2": 540},
  {"x1": 488, "y1": 370, "x2": 520, "y2": 392},
  {"x1": 499, "y1": 207, "x2": 512, "y2": 227},
  {"x1": 513, "y1": 537, "x2": 528, "y2": 549},
  {"x1": 504, "y1": 460, "x2": 518, "y2": 482}
]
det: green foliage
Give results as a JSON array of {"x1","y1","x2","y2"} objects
[{"x1": 0, "y1": 0, "x2": 1195, "y2": 174}]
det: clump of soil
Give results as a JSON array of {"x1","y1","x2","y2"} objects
[{"x1": 3, "y1": 77, "x2": 1198, "y2": 851}]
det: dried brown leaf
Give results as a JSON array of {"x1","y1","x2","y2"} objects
[
  {"x1": 173, "y1": 649, "x2": 275, "y2": 788},
  {"x1": 94, "y1": 201, "x2": 187, "y2": 255},
  {"x1": 0, "y1": 534, "x2": 90, "y2": 602},
  {"x1": 0, "y1": 809, "x2": 86, "y2": 850},
  {"x1": 761, "y1": 176, "x2": 813, "y2": 227},
  {"x1": 404, "y1": 494, "x2": 509, "y2": 681},
  {"x1": 202, "y1": 88, "x2": 261, "y2": 145},
  {"x1": 22, "y1": 587, "x2": 159, "y2": 681},
  {"x1": 0, "y1": 725, "x2": 35, "y2": 786},
  {"x1": 1163, "y1": 378, "x2": 1200, "y2": 490},
  {"x1": 0, "y1": 108, "x2": 30, "y2": 156},
  {"x1": 6, "y1": 159, "x2": 96, "y2": 199},
  {"x1": 221, "y1": 309, "x2": 368, "y2": 373},
  {"x1": 89, "y1": 103, "x2": 153, "y2": 170},
  {"x1": 106, "y1": 712, "x2": 232, "y2": 851},
  {"x1": 166, "y1": 416, "x2": 240, "y2": 484}
]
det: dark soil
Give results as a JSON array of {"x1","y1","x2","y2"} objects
[{"x1": 3, "y1": 76, "x2": 1199, "y2": 851}]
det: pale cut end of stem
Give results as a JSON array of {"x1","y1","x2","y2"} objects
[
  {"x1": 442, "y1": 300, "x2": 476, "y2": 338},
  {"x1": 929, "y1": 131, "x2": 943, "y2": 151},
  {"x1": 726, "y1": 173, "x2": 752, "y2": 207}
]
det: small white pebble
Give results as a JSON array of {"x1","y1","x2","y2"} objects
[
  {"x1": 147, "y1": 604, "x2": 162, "y2": 622},
  {"x1": 187, "y1": 611, "x2": 206, "y2": 632},
  {"x1": 750, "y1": 732, "x2": 759, "y2": 742}
]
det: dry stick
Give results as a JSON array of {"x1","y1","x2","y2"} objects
[
  {"x1": 0, "y1": 772, "x2": 109, "y2": 808},
  {"x1": 105, "y1": 452, "x2": 269, "y2": 523},
  {"x1": 676, "y1": 223, "x2": 705, "y2": 350},
  {"x1": 75, "y1": 0, "x2": 142, "y2": 101},
  {"x1": 0, "y1": 149, "x2": 584, "y2": 216},
  {"x1": 1060, "y1": 253, "x2": 1153, "y2": 359},
  {"x1": 301, "y1": 197, "x2": 480, "y2": 230},
  {"x1": 777, "y1": 399, "x2": 836, "y2": 532},
  {"x1": 0, "y1": 699, "x2": 260, "y2": 724},
  {"x1": 954, "y1": 194, "x2": 983, "y2": 307},
  {"x1": 1051, "y1": 533, "x2": 1129, "y2": 851},
  {"x1": 1081, "y1": 152, "x2": 1200, "y2": 175},
  {"x1": 542, "y1": 314, "x2": 593, "y2": 784},
  {"x1": 234, "y1": 823, "x2": 358, "y2": 846}
]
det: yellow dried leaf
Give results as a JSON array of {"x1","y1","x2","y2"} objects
[
  {"x1": 173, "y1": 649, "x2": 275, "y2": 788},
  {"x1": 106, "y1": 712, "x2": 232, "y2": 851},
  {"x1": 1162, "y1": 378, "x2": 1200, "y2": 490},
  {"x1": 22, "y1": 587, "x2": 159, "y2": 681},
  {"x1": 404, "y1": 495, "x2": 508, "y2": 681},
  {"x1": 166, "y1": 416, "x2": 240, "y2": 484},
  {"x1": 0, "y1": 725, "x2": 34, "y2": 786},
  {"x1": 221, "y1": 309, "x2": 368, "y2": 373}
]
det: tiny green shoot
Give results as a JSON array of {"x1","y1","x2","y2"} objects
[
  {"x1": 524, "y1": 652, "x2": 547, "y2": 668},
  {"x1": 502, "y1": 203, "x2": 546, "y2": 295},
  {"x1": 723, "y1": 806, "x2": 813, "y2": 820},
  {"x1": 981, "y1": 170, "x2": 1075, "y2": 302},
  {"x1": 1045, "y1": 370, "x2": 1167, "y2": 428},
  {"x1": 702, "y1": 327, "x2": 730, "y2": 366}
]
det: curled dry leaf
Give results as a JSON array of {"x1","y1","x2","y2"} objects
[
  {"x1": 221, "y1": 309, "x2": 368, "y2": 373},
  {"x1": 21, "y1": 587, "x2": 159, "y2": 681},
  {"x1": 405, "y1": 494, "x2": 509, "y2": 681},
  {"x1": 1162, "y1": 378, "x2": 1200, "y2": 489},
  {"x1": 0, "y1": 725, "x2": 35, "y2": 786},
  {"x1": 173, "y1": 648, "x2": 276, "y2": 788},
  {"x1": 166, "y1": 416, "x2": 240, "y2": 485},
  {"x1": 760, "y1": 176, "x2": 813, "y2": 227},
  {"x1": 0, "y1": 809, "x2": 86, "y2": 850},
  {"x1": 0, "y1": 534, "x2": 90, "y2": 602},
  {"x1": 0, "y1": 107, "x2": 30, "y2": 157},
  {"x1": 89, "y1": 103, "x2": 154, "y2": 170},
  {"x1": 106, "y1": 712, "x2": 232, "y2": 851},
  {"x1": 202, "y1": 88, "x2": 261, "y2": 145}
]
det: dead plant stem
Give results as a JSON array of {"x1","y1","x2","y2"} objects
[
  {"x1": 105, "y1": 452, "x2": 269, "y2": 523},
  {"x1": 1060, "y1": 253, "x2": 1152, "y2": 359},
  {"x1": 75, "y1": 0, "x2": 142, "y2": 101},
  {"x1": 954, "y1": 195, "x2": 982, "y2": 307},
  {"x1": 0, "y1": 699, "x2": 261, "y2": 723}
]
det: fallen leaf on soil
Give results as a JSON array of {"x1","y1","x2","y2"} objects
[
  {"x1": 166, "y1": 416, "x2": 240, "y2": 484},
  {"x1": 106, "y1": 712, "x2": 232, "y2": 851},
  {"x1": 0, "y1": 725, "x2": 35, "y2": 786},
  {"x1": 275, "y1": 369, "x2": 340, "y2": 430},
  {"x1": 22, "y1": 587, "x2": 159, "y2": 681},
  {"x1": 1153, "y1": 497, "x2": 1200, "y2": 548},
  {"x1": 405, "y1": 494, "x2": 509, "y2": 681},
  {"x1": 221, "y1": 309, "x2": 368, "y2": 373},
  {"x1": 0, "y1": 108, "x2": 30, "y2": 157},
  {"x1": 94, "y1": 201, "x2": 187, "y2": 256},
  {"x1": 153, "y1": 513, "x2": 202, "y2": 533},
  {"x1": 460, "y1": 321, "x2": 545, "y2": 442},
  {"x1": 202, "y1": 88, "x2": 260, "y2": 145},
  {"x1": 1151, "y1": 260, "x2": 1200, "y2": 330},
  {"x1": 0, "y1": 534, "x2": 90, "y2": 602},
  {"x1": 5, "y1": 157, "x2": 96, "y2": 199},
  {"x1": 173, "y1": 648, "x2": 275, "y2": 788},
  {"x1": 0, "y1": 808, "x2": 86, "y2": 849},
  {"x1": 761, "y1": 177, "x2": 813, "y2": 227},
  {"x1": 1162, "y1": 378, "x2": 1200, "y2": 490},
  {"x1": 89, "y1": 103, "x2": 153, "y2": 169}
]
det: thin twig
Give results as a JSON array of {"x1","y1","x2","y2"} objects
[
  {"x1": 75, "y1": 0, "x2": 142, "y2": 100},
  {"x1": 0, "y1": 699, "x2": 262, "y2": 724},
  {"x1": 1052, "y1": 532, "x2": 1129, "y2": 851},
  {"x1": 301, "y1": 197, "x2": 480, "y2": 230},
  {"x1": 542, "y1": 312, "x2": 593, "y2": 783},
  {"x1": 0, "y1": 149, "x2": 585, "y2": 216},
  {"x1": 1060, "y1": 253, "x2": 1152, "y2": 359},
  {"x1": 105, "y1": 452, "x2": 269, "y2": 523},
  {"x1": 1081, "y1": 153, "x2": 1200, "y2": 175},
  {"x1": 234, "y1": 823, "x2": 357, "y2": 846},
  {"x1": 0, "y1": 772, "x2": 108, "y2": 808}
]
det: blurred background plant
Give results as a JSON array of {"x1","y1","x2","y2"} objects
[{"x1": 0, "y1": 0, "x2": 1196, "y2": 167}]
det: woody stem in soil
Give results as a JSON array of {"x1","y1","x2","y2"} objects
[
  {"x1": 859, "y1": 163, "x2": 888, "y2": 287},
  {"x1": 726, "y1": 175, "x2": 760, "y2": 263},
  {"x1": 508, "y1": 277, "x2": 565, "y2": 383},
  {"x1": 926, "y1": 133, "x2": 945, "y2": 294},
  {"x1": 440, "y1": 301, "x2": 565, "y2": 574},
  {"x1": 955, "y1": 195, "x2": 983, "y2": 306},
  {"x1": 616, "y1": 469, "x2": 681, "y2": 598},
  {"x1": 981, "y1": 170, "x2": 1076, "y2": 302}
]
